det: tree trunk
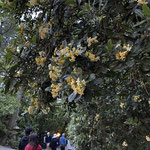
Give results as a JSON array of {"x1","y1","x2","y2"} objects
[{"x1": 0, "y1": 89, "x2": 24, "y2": 145}]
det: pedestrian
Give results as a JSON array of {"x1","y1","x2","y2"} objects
[
  {"x1": 59, "y1": 133, "x2": 66, "y2": 150},
  {"x1": 25, "y1": 133, "x2": 42, "y2": 150},
  {"x1": 19, "y1": 126, "x2": 33, "y2": 150},
  {"x1": 46, "y1": 132, "x2": 52, "y2": 150},
  {"x1": 67, "y1": 140, "x2": 73, "y2": 150},
  {"x1": 50, "y1": 133, "x2": 59, "y2": 150},
  {"x1": 43, "y1": 133, "x2": 47, "y2": 150}
]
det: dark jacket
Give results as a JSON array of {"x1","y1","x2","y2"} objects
[
  {"x1": 19, "y1": 136, "x2": 29, "y2": 150},
  {"x1": 50, "y1": 138, "x2": 59, "y2": 148},
  {"x1": 46, "y1": 136, "x2": 52, "y2": 143}
]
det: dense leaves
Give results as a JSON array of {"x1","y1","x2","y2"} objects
[{"x1": 0, "y1": 0, "x2": 150, "y2": 149}]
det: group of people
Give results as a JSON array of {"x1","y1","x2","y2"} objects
[
  {"x1": 43, "y1": 132, "x2": 66, "y2": 150},
  {"x1": 19, "y1": 127, "x2": 71, "y2": 150}
]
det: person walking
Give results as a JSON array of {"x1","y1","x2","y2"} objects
[
  {"x1": 19, "y1": 127, "x2": 33, "y2": 150},
  {"x1": 50, "y1": 134, "x2": 59, "y2": 150},
  {"x1": 25, "y1": 133, "x2": 42, "y2": 150},
  {"x1": 46, "y1": 132, "x2": 52, "y2": 150},
  {"x1": 59, "y1": 133, "x2": 66, "y2": 150}
]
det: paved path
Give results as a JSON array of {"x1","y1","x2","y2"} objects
[{"x1": 0, "y1": 146, "x2": 16, "y2": 150}]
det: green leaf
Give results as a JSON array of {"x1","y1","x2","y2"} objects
[
  {"x1": 0, "y1": 34, "x2": 2, "y2": 41},
  {"x1": 107, "y1": 39, "x2": 113, "y2": 52},
  {"x1": 85, "y1": 3, "x2": 90, "y2": 10},
  {"x1": 32, "y1": 35, "x2": 36, "y2": 44},
  {"x1": 142, "y1": 4, "x2": 150, "y2": 17},
  {"x1": 66, "y1": 0, "x2": 75, "y2": 4}
]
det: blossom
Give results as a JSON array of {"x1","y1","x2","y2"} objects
[
  {"x1": 25, "y1": 41, "x2": 30, "y2": 47},
  {"x1": 122, "y1": 141, "x2": 128, "y2": 147},
  {"x1": 146, "y1": 136, "x2": 150, "y2": 141},
  {"x1": 137, "y1": 0, "x2": 147, "y2": 5},
  {"x1": 30, "y1": 0, "x2": 38, "y2": 6},
  {"x1": 28, "y1": 106, "x2": 33, "y2": 114},
  {"x1": 51, "y1": 83, "x2": 61, "y2": 98},
  {"x1": 123, "y1": 44, "x2": 132, "y2": 52},
  {"x1": 85, "y1": 51, "x2": 100, "y2": 62},
  {"x1": 87, "y1": 37, "x2": 98, "y2": 47},
  {"x1": 35, "y1": 56, "x2": 46, "y2": 66},
  {"x1": 120, "y1": 103, "x2": 126, "y2": 108},
  {"x1": 95, "y1": 114, "x2": 100, "y2": 122},
  {"x1": 115, "y1": 51, "x2": 128, "y2": 60},
  {"x1": 39, "y1": 25, "x2": 49, "y2": 39}
]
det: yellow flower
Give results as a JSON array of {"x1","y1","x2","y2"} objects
[
  {"x1": 49, "y1": 71, "x2": 56, "y2": 81},
  {"x1": 120, "y1": 103, "x2": 126, "y2": 108},
  {"x1": 148, "y1": 100, "x2": 150, "y2": 104},
  {"x1": 66, "y1": 76, "x2": 73, "y2": 85},
  {"x1": 39, "y1": 51, "x2": 45, "y2": 56},
  {"x1": 39, "y1": 25, "x2": 49, "y2": 39},
  {"x1": 123, "y1": 44, "x2": 132, "y2": 52},
  {"x1": 75, "y1": 50, "x2": 81, "y2": 56},
  {"x1": 122, "y1": 141, "x2": 128, "y2": 147},
  {"x1": 87, "y1": 37, "x2": 98, "y2": 47},
  {"x1": 54, "y1": 47, "x2": 57, "y2": 56},
  {"x1": 95, "y1": 114, "x2": 100, "y2": 122},
  {"x1": 35, "y1": 56, "x2": 46, "y2": 66},
  {"x1": 133, "y1": 95, "x2": 140, "y2": 102},
  {"x1": 146, "y1": 136, "x2": 150, "y2": 141},
  {"x1": 57, "y1": 59, "x2": 65, "y2": 66},
  {"x1": 31, "y1": 83, "x2": 38, "y2": 88},
  {"x1": 137, "y1": 0, "x2": 147, "y2": 5},
  {"x1": 85, "y1": 51, "x2": 100, "y2": 62},
  {"x1": 28, "y1": 106, "x2": 33, "y2": 114},
  {"x1": 73, "y1": 67, "x2": 78, "y2": 74},
  {"x1": 115, "y1": 51, "x2": 128, "y2": 60},
  {"x1": 51, "y1": 83, "x2": 61, "y2": 98},
  {"x1": 30, "y1": 0, "x2": 38, "y2": 5},
  {"x1": 72, "y1": 47, "x2": 76, "y2": 51},
  {"x1": 25, "y1": 41, "x2": 30, "y2": 47}
]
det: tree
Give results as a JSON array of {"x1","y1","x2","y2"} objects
[{"x1": 1, "y1": 0, "x2": 150, "y2": 149}]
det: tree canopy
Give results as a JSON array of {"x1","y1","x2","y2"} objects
[{"x1": 0, "y1": 0, "x2": 150, "y2": 149}]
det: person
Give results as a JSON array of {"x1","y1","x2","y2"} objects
[
  {"x1": 43, "y1": 133, "x2": 47, "y2": 150},
  {"x1": 46, "y1": 132, "x2": 52, "y2": 150},
  {"x1": 25, "y1": 133, "x2": 42, "y2": 150},
  {"x1": 59, "y1": 133, "x2": 66, "y2": 150},
  {"x1": 67, "y1": 139, "x2": 73, "y2": 150},
  {"x1": 50, "y1": 134, "x2": 59, "y2": 150},
  {"x1": 19, "y1": 127, "x2": 33, "y2": 150}
]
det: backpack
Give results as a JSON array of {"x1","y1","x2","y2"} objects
[{"x1": 19, "y1": 136, "x2": 29, "y2": 150}]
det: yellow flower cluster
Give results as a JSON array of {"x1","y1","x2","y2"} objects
[
  {"x1": 137, "y1": 0, "x2": 147, "y2": 4},
  {"x1": 95, "y1": 114, "x2": 100, "y2": 122},
  {"x1": 122, "y1": 141, "x2": 128, "y2": 147},
  {"x1": 25, "y1": 41, "x2": 30, "y2": 47},
  {"x1": 39, "y1": 23, "x2": 49, "y2": 39},
  {"x1": 35, "y1": 51, "x2": 46, "y2": 66},
  {"x1": 35, "y1": 56, "x2": 46, "y2": 66},
  {"x1": 30, "y1": 0, "x2": 38, "y2": 5},
  {"x1": 31, "y1": 83, "x2": 38, "y2": 88},
  {"x1": 133, "y1": 95, "x2": 142, "y2": 102},
  {"x1": 85, "y1": 51, "x2": 100, "y2": 62},
  {"x1": 51, "y1": 83, "x2": 61, "y2": 98},
  {"x1": 87, "y1": 37, "x2": 98, "y2": 47},
  {"x1": 28, "y1": 106, "x2": 33, "y2": 114},
  {"x1": 115, "y1": 51, "x2": 128, "y2": 60},
  {"x1": 120, "y1": 102, "x2": 126, "y2": 108},
  {"x1": 123, "y1": 44, "x2": 132, "y2": 52},
  {"x1": 31, "y1": 97, "x2": 39, "y2": 108},
  {"x1": 66, "y1": 77, "x2": 86, "y2": 95},
  {"x1": 146, "y1": 136, "x2": 150, "y2": 141},
  {"x1": 8, "y1": 44, "x2": 15, "y2": 52},
  {"x1": 49, "y1": 65, "x2": 61, "y2": 81}
]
